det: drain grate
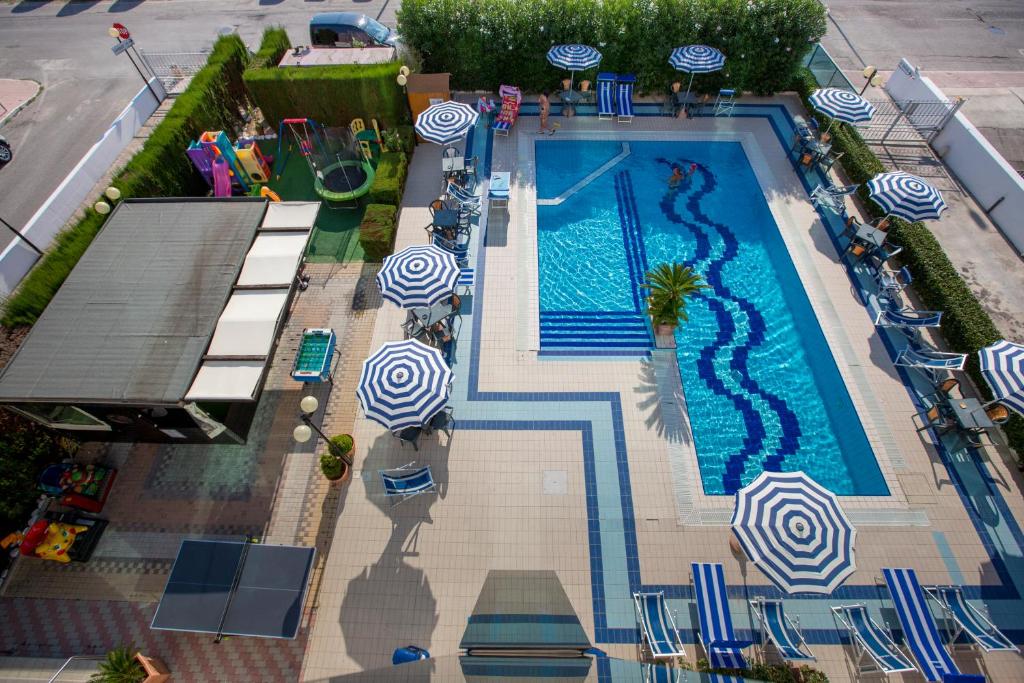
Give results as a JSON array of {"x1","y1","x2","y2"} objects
[{"x1": 543, "y1": 470, "x2": 567, "y2": 495}]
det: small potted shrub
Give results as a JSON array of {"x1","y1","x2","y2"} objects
[
  {"x1": 321, "y1": 434, "x2": 354, "y2": 483},
  {"x1": 90, "y1": 647, "x2": 169, "y2": 683},
  {"x1": 642, "y1": 262, "x2": 708, "y2": 336}
]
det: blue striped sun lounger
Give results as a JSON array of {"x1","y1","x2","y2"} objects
[
  {"x1": 875, "y1": 308, "x2": 944, "y2": 331},
  {"x1": 597, "y1": 72, "x2": 617, "y2": 120},
  {"x1": 692, "y1": 563, "x2": 751, "y2": 670},
  {"x1": 883, "y1": 568, "x2": 962, "y2": 682},
  {"x1": 380, "y1": 463, "x2": 436, "y2": 505},
  {"x1": 616, "y1": 74, "x2": 636, "y2": 123},
  {"x1": 832, "y1": 604, "x2": 917, "y2": 676},
  {"x1": 633, "y1": 592, "x2": 686, "y2": 662},
  {"x1": 751, "y1": 598, "x2": 814, "y2": 662},
  {"x1": 927, "y1": 586, "x2": 1018, "y2": 653},
  {"x1": 894, "y1": 346, "x2": 968, "y2": 380}
]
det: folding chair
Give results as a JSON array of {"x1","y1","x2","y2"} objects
[
  {"x1": 810, "y1": 183, "x2": 859, "y2": 215},
  {"x1": 831, "y1": 604, "x2": 917, "y2": 676},
  {"x1": 633, "y1": 592, "x2": 686, "y2": 663},
  {"x1": 894, "y1": 345, "x2": 967, "y2": 381},
  {"x1": 883, "y1": 568, "x2": 964, "y2": 682},
  {"x1": 616, "y1": 74, "x2": 636, "y2": 123},
  {"x1": 713, "y1": 89, "x2": 736, "y2": 117},
  {"x1": 380, "y1": 463, "x2": 436, "y2": 505},
  {"x1": 692, "y1": 563, "x2": 751, "y2": 670},
  {"x1": 597, "y1": 72, "x2": 617, "y2": 120},
  {"x1": 875, "y1": 265, "x2": 913, "y2": 299},
  {"x1": 927, "y1": 586, "x2": 1018, "y2": 653},
  {"x1": 874, "y1": 307, "x2": 943, "y2": 340},
  {"x1": 750, "y1": 598, "x2": 814, "y2": 662}
]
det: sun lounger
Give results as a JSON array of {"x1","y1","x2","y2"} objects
[
  {"x1": 810, "y1": 183, "x2": 859, "y2": 215},
  {"x1": 894, "y1": 346, "x2": 967, "y2": 381},
  {"x1": 692, "y1": 563, "x2": 751, "y2": 670},
  {"x1": 634, "y1": 592, "x2": 686, "y2": 662},
  {"x1": 617, "y1": 74, "x2": 636, "y2": 123},
  {"x1": 832, "y1": 604, "x2": 917, "y2": 676},
  {"x1": 597, "y1": 72, "x2": 617, "y2": 120},
  {"x1": 488, "y1": 171, "x2": 511, "y2": 208},
  {"x1": 750, "y1": 598, "x2": 814, "y2": 662},
  {"x1": 446, "y1": 182, "x2": 481, "y2": 212},
  {"x1": 883, "y1": 568, "x2": 962, "y2": 682},
  {"x1": 380, "y1": 463, "x2": 436, "y2": 505},
  {"x1": 493, "y1": 85, "x2": 521, "y2": 137},
  {"x1": 927, "y1": 586, "x2": 1018, "y2": 653},
  {"x1": 875, "y1": 308, "x2": 944, "y2": 339},
  {"x1": 432, "y1": 232, "x2": 470, "y2": 267}
]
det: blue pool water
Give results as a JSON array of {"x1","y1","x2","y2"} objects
[{"x1": 536, "y1": 139, "x2": 889, "y2": 496}]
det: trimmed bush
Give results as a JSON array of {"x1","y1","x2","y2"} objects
[
  {"x1": 397, "y1": 0, "x2": 827, "y2": 95},
  {"x1": 359, "y1": 204, "x2": 398, "y2": 261},
  {"x1": 791, "y1": 67, "x2": 1023, "y2": 459},
  {"x1": 1, "y1": 35, "x2": 250, "y2": 328},
  {"x1": 368, "y1": 152, "x2": 409, "y2": 205},
  {"x1": 243, "y1": 62, "x2": 410, "y2": 130},
  {"x1": 252, "y1": 27, "x2": 292, "y2": 69},
  {"x1": 395, "y1": 125, "x2": 417, "y2": 156}
]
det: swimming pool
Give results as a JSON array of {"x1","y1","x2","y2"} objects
[{"x1": 536, "y1": 139, "x2": 889, "y2": 496}]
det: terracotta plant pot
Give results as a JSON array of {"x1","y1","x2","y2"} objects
[
  {"x1": 654, "y1": 323, "x2": 676, "y2": 337},
  {"x1": 135, "y1": 653, "x2": 170, "y2": 683}
]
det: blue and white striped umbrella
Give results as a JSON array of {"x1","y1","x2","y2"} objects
[
  {"x1": 809, "y1": 88, "x2": 875, "y2": 123},
  {"x1": 867, "y1": 171, "x2": 947, "y2": 222},
  {"x1": 376, "y1": 245, "x2": 459, "y2": 309},
  {"x1": 547, "y1": 44, "x2": 603, "y2": 71},
  {"x1": 668, "y1": 45, "x2": 726, "y2": 73},
  {"x1": 979, "y1": 340, "x2": 1024, "y2": 417},
  {"x1": 414, "y1": 100, "x2": 479, "y2": 146},
  {"x1": 357, "y1": 340, "x2": 453, "y2": 431},
  {"x1": 732, "y1": 471, "x2": 856, "y2": 594}
]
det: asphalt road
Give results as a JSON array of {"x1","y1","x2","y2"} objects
[{"x1": 0, "y1": 0, "x2": 398, "y2": 252}]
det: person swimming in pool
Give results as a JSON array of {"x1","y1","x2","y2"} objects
[{"x1": 668, "y1": 166, "x2": 684, "y2": 188}]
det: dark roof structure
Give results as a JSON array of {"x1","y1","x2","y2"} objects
[{"x1": 0, "y1": 199, "x2": 268, "y2": 404}]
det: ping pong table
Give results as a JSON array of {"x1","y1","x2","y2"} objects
[{"x1": 151, "y1": 539, "x2": 315, "y2": 640}]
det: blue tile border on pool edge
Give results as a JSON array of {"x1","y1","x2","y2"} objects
[{"x1": 449, "y1": 107, "x2": 1024, "y2": 647}]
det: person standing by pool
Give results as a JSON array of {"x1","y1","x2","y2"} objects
[{"x1": 539, "y1": 91, "x2": 554, "y2": 135}]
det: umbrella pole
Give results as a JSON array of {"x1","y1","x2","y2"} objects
[
  {"x1": 569, "y1": 71, "x2": 575, "y2": 92},
  {"x1": 683, "y1": 72, "x2": 696, "y2": 110}
]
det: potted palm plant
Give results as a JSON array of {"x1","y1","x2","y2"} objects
[
  {"x1": 89, "y1": 647, "x2": 169, "y2": 683},
  {"x1": 642, "y1": 262, "x2": 707, "y2": 337}
]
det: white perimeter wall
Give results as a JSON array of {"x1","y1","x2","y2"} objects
[
  {"x1": 0, "y1": 78, "x2": 166, "y2": 296},
  {"x1": 886, "y1": 59, "x2": 1024, "y2": 254}
]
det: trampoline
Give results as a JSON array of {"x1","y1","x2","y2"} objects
[{"x1": 315, "y1": 159, "x2": 375, "y2": 204}]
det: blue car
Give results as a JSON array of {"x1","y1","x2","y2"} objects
[{"x1": 310, "y1": 13, "x2": 400, "y2": 49}]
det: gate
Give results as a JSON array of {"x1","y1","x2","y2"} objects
[
  {"x1": 138, "y1": 50, "x2": 211, "y2": 93},
  {"x1": 854, "y1": 97, "x2": 964, "y2": 143}
]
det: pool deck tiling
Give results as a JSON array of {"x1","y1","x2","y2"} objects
[{"x1": 300, "y1": 102, "x2": 1024, "y2": 682}]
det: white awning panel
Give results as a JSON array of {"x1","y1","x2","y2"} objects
[
  {"x1": 237, "y1": 232, "x2": 310, "y2": 287},
  {"x1": 261, "y1": 201, "x2": 320, "y2": 230},
  {"x1": 207, "y1": 289, "x2": 289, "y2": 357},
  {"x1": 185, "y1": 360, "x2": 265, "y2": 401}
]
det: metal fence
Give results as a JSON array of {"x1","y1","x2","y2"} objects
[
  {"x1": 854, "y1": 97, "x2": 964, "y2": 143},
  {"x1": 802, "y1": 43, "x2": 856, "y2": 92},
  {"x1": 139, "y1": 50, "x2": 211, "y2": 92}
]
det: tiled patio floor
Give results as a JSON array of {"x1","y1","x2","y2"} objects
[{"x1": 300, "y1": 103, "x2": 1024, "y2": 682}]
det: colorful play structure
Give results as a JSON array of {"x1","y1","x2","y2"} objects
[
  {"x1": 275, "y1": 117, "x2": 376, "y2": 208},
  {"x1": 186, "y1": 130, "x2": 273, "y2": 197}
]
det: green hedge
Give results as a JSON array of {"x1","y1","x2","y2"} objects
[
  {"x1": 359, "y1": 204, "x2": 398, "y2": 261},
  {"x1": 1, "y1": 35, "x2": 250, "y2": 328},
  {"x1": 368, "y1": 152, "x2": 409, "y2": 205},
  {"x1": 252, "y1": 27, "x2": 292, "y2": 69},
  {"x1": 791, "y1": 68, "x2": 1023, "y2": 459},
  {"x1": 398, "y1": 0, "x2": 826, "y2": 95},
  {"x1": 243, "y1": 62, "x2": 410, "y2": 130}
]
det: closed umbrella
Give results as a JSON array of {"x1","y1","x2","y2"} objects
[
  {"x1": 978, "y1": 340, "x2": 1024, "y2": 416},
  {"x1": 414, "y1": 100, "x2": 479, "y2": 147},
  {"x1": 731, "y1": 471, "x2": 856, "y2": 594},
  {"x1": 547, "y1": 44, "x2": 602, "y2": 92},
  {"x1": 357, "y1": 340, "x2": 453, "y2": 431},
  {"x1": 669, "y1": 45, "x2": 726, "y2": 110},
  {"x1": 809, "y1": 88, "x2": 875, "y2": 133},
  {"x1": 376, "y1": 245, "x2": 459, "y2": 309},
  {"x1": 867, "y1": 171, "x2": 947, "y2": 222}
]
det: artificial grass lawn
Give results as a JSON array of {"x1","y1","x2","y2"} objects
[{"x1": 259, "y1": 140, "x2": 365, "y2": 263}]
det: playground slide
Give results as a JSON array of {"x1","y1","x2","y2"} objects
[{"x1": 212, "y1": 157, "x2": 232, "y2": 197}]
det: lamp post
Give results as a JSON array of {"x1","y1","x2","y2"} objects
[
  {"x1": 859, "y1": 66, "x2": 882, "y2": 96},
  {"x1": 292, "y1": 395, "x2": 352, "y2": 467}
]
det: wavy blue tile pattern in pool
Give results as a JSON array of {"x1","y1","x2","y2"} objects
[{"x1": 536, "y1": 139, "x2": 888, "y2": 496}]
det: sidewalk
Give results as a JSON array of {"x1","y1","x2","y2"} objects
[{"x1": 0, "y1": 79, "x2": 40, "y2": 126}]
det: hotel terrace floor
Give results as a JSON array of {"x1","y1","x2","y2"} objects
[{"x1": 299, "y1": 102, "x2": 1024, "y2": 682}]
